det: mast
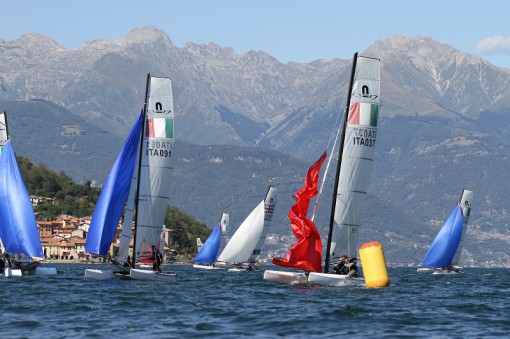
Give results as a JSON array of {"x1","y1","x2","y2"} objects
[
  {"x1": 131, "y1": 73, "x2": 151, "y2": 266},
  {"x1": 324, "y1": 53, "x2": 358, "y2": 273}
]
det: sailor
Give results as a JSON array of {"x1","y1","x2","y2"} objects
[
  {"x1": 332, "y1": 255, "x2": 348, "y2": 275},
  {"x1": 152, "y1": 246, "x2": 163, "y2": 273},
  {"x1": 347, "y1": 258, "x2": 359, "y2": 278}
]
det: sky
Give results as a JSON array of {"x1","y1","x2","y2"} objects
[{"x1": 3, "y1": 0, "x2": 510, "y2": 69}]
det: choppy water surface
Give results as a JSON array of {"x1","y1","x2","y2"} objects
[{"x1": 1, "y1": 265, "x2": 509, "y2": 338}]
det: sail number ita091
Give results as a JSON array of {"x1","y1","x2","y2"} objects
[
  {"x1": 145, "y1": 140, "x2": 173, "y2": 157},
  {"x1": 352, "y1": 127, "x2": 376, "y2": 147}
]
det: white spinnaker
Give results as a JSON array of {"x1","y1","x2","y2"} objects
[
  {"x1": 451, "y1": 189, "x2": 473, "y2": 266},
  {"x1": 135, "y1": 76, "x2": 174, "y2": 258},
  {"x1": 330, "y1": 56, "x2": 380, "y2": 259},
  {"x1": 217, "y1": 186, "x2": 277, "y2": 264}
]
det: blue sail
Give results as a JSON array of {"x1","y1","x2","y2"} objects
[
  {"x1": 421, "y1": 205, "x2": 464, "y2": 268},
  {"x1": 0, "y1": 140, "x2": 44, "y2": 258},
  {"x1": 193, "y1": 224, "x2": 222, "y2": 265},
  {"x1": 85, "y1": 113, "x2": 142, "y2": 255}
]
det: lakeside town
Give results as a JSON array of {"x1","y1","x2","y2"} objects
[{"x1": 0, "y1": 195, "x2": 177, "y2": 263}]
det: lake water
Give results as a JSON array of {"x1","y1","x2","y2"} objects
[{"x1": 1, "y1": 264, "x2": 509, "y2": 338}]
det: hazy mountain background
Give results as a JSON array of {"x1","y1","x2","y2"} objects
[{"x1": 1, "y1": 27, "x2": 509, "y2": 266}]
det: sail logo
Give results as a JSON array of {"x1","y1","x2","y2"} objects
[
  {"x1": 148, "y1": 102, "x2": 172, "y2": 114},
  {"x1": 353, "y1": 84, "x2": 378, "y2": 101}
]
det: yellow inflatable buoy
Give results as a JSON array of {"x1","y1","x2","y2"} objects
[{"x1": 359, "y1": 242, "x2": 390, "y2": 288}]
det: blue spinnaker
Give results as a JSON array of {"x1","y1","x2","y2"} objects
[
  {"x1": 421, "y1": 205, "x2": 464, "y2": 268},
  {"x1": 0, "y1": 140, "x2": 43, "y2": 258},
  {"x1": 85, "y1": 113, "x2": 142, "y2": 255},
  {"x1": 193, "y1": 224, "x2": 222, "y2": 265}
]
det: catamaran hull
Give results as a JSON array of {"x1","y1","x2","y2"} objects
[
  {"x1": 84, "y1": 269, "x2": 116, "y2": 280},
  {"x1": 130, "y1": 268, "x2": 177, "y2": 281},
  {"x1": 432, "y1": 270, "x2": 464, "y2": 275},
  {"x1": 2, "y1": 268, "x2": 22, "y2": 278},
  {"x1": 263, "y1": 270, "x2": 307, "y2": 285},
  {"x1": 193, "y1": 264, "x2": 221, "y2": 270},
  {"x1": 416, "y1": 267, "x2": 435, "y2": 273},
  {"x1": 307, "y1": 272, "x2": 365, "y2": 286},
  {"x1": 34, "y1": 267, "x2": 57, "y2": 276}
]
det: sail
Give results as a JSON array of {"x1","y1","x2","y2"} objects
[
  {"x1": 248, "y1": 186, "x2": 277, "y2": 262},
  {"x1": 330, "y1": 55, "x2": 380, "y2": 259},
  {"x1": 134, "y1": 76, "x2": 174, "y2": 258},
  {"x1": 193, "y1": 224, "x2": 222, "y2": 265},
  {"x1": 217, "y1": 186, "x2": 277, "y2": 264},
  {"x1": 85, "y1": 113, "x2": 142, "y2": 255},
  {"x1": 451, "y1": 190, "x2": 473, "y2": 266},
  {"x1": 218, "y1": 213, "x2": 229, "y2": 255},
  {"x1": 273, "y1": 151, "x2": 326, "y2": 272},
  {"x1": 0, "y1": 140, "x2": 43, "y2": 258},
  {"x1": 0, "y1": 111, "x2": 8, "y2": 153},
  {"x1": 421, "y1": 205, "x2": 464, "y2": 268}
]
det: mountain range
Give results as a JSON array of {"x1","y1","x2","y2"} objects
[{"x1": 1, "y1": 27, "x2": 509, "y2": 266}]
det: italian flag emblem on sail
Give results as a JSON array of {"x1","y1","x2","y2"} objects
[
  {"x1": 146, "y1": 118, "x2": 174, "y2": 138},
  {"x1": 348, "y1": 102, "x2": 378, "y2": 127}
]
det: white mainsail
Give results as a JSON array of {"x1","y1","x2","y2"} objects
[
  {"x1": 0, "y1": 111, "x2": 8, "y2": 153},
  {"x1": 134, "y1": 76, "x2": 174, "y2": 260},
  {"x1": 451, "y1": 189, "x2": 473, "y2": 266},
  {"x1": 217, "y1": 186, "x2": 277, "y2": 264},
  {"x1": 329, "y1": 55, "x2": 380, "y2": 259}
]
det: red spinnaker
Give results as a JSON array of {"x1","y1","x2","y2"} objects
[{"x1": 273, "y1": 151, "x2": 327, "y2": 272}]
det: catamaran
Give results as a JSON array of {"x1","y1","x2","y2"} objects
[
  {"x1": 193, "y1": 213, "x2": 229, "y2": 269},
  {"x1": 0, "y1": 112, "x2": 56, "y2": 278},
  {"x1": 263, "y1": 151, "x2": 326, "y2": 284},
  {"x1": 85, "y1": 74, "x2": 176, "y2": 281},
  {"x1": 307, "y1": 53, "x2": 380, "y2": 287},
  {"x1": 216, "y1": 186, "x2": 277, "y2": 271},
  {"x1": 417, "y1": 189, "x2": 473, "y2": 275}
]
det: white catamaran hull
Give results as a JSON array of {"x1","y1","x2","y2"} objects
[
  {"x1": 432, "y1": 270, "x2": 464, "y2": 275},
  {"x1": 193, "y1": 264, "x2": 222, "y2": 270},
  {"x1": 263, "y1": 270, "x2": 308, "y2": 285},
  {"x1": 307, "y1": 272, "x2": 365, "y2": 286},
  {"x1": 84, "y1": 269, "x2": 116, "y2": 280},
  {"x1": 2, "y1": 268, "x2": 22, "y2": 278},
  {"x1": 416, "y1": 267, "x2": 435, "y2": 273},
  {"x1": 34, "y1": 267, "x2": 57, "y2": 276},
  {"x1": 130, "y1": 268, "x2": 177, "y2": 281}
]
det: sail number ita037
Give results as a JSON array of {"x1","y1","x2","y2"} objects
[{"x1": 351, "y1": 127, "x2": 376, "y2": 147}]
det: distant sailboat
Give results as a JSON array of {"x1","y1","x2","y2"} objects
[
  {"x1": 216, "y1": 186, "x2": 277, "y2": 270},
  {"x1": 263, "y1": 151, "x2": 327, "y2": 284},
  {"x1": 308, "y1": 53, "x2": 380, "y2": 287},
  {"x1": 0, "y1": 112, "x2": 56, "y2": 278},
  {"x1": 417, "y1": 189, "x2": 473, "y2": 275},
  {"x1": 85, "y1": 74, "x2": 176, "y2": 281},
  {"x1": 192, "y1": 213, "x2": 229, "y2": 270}
]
